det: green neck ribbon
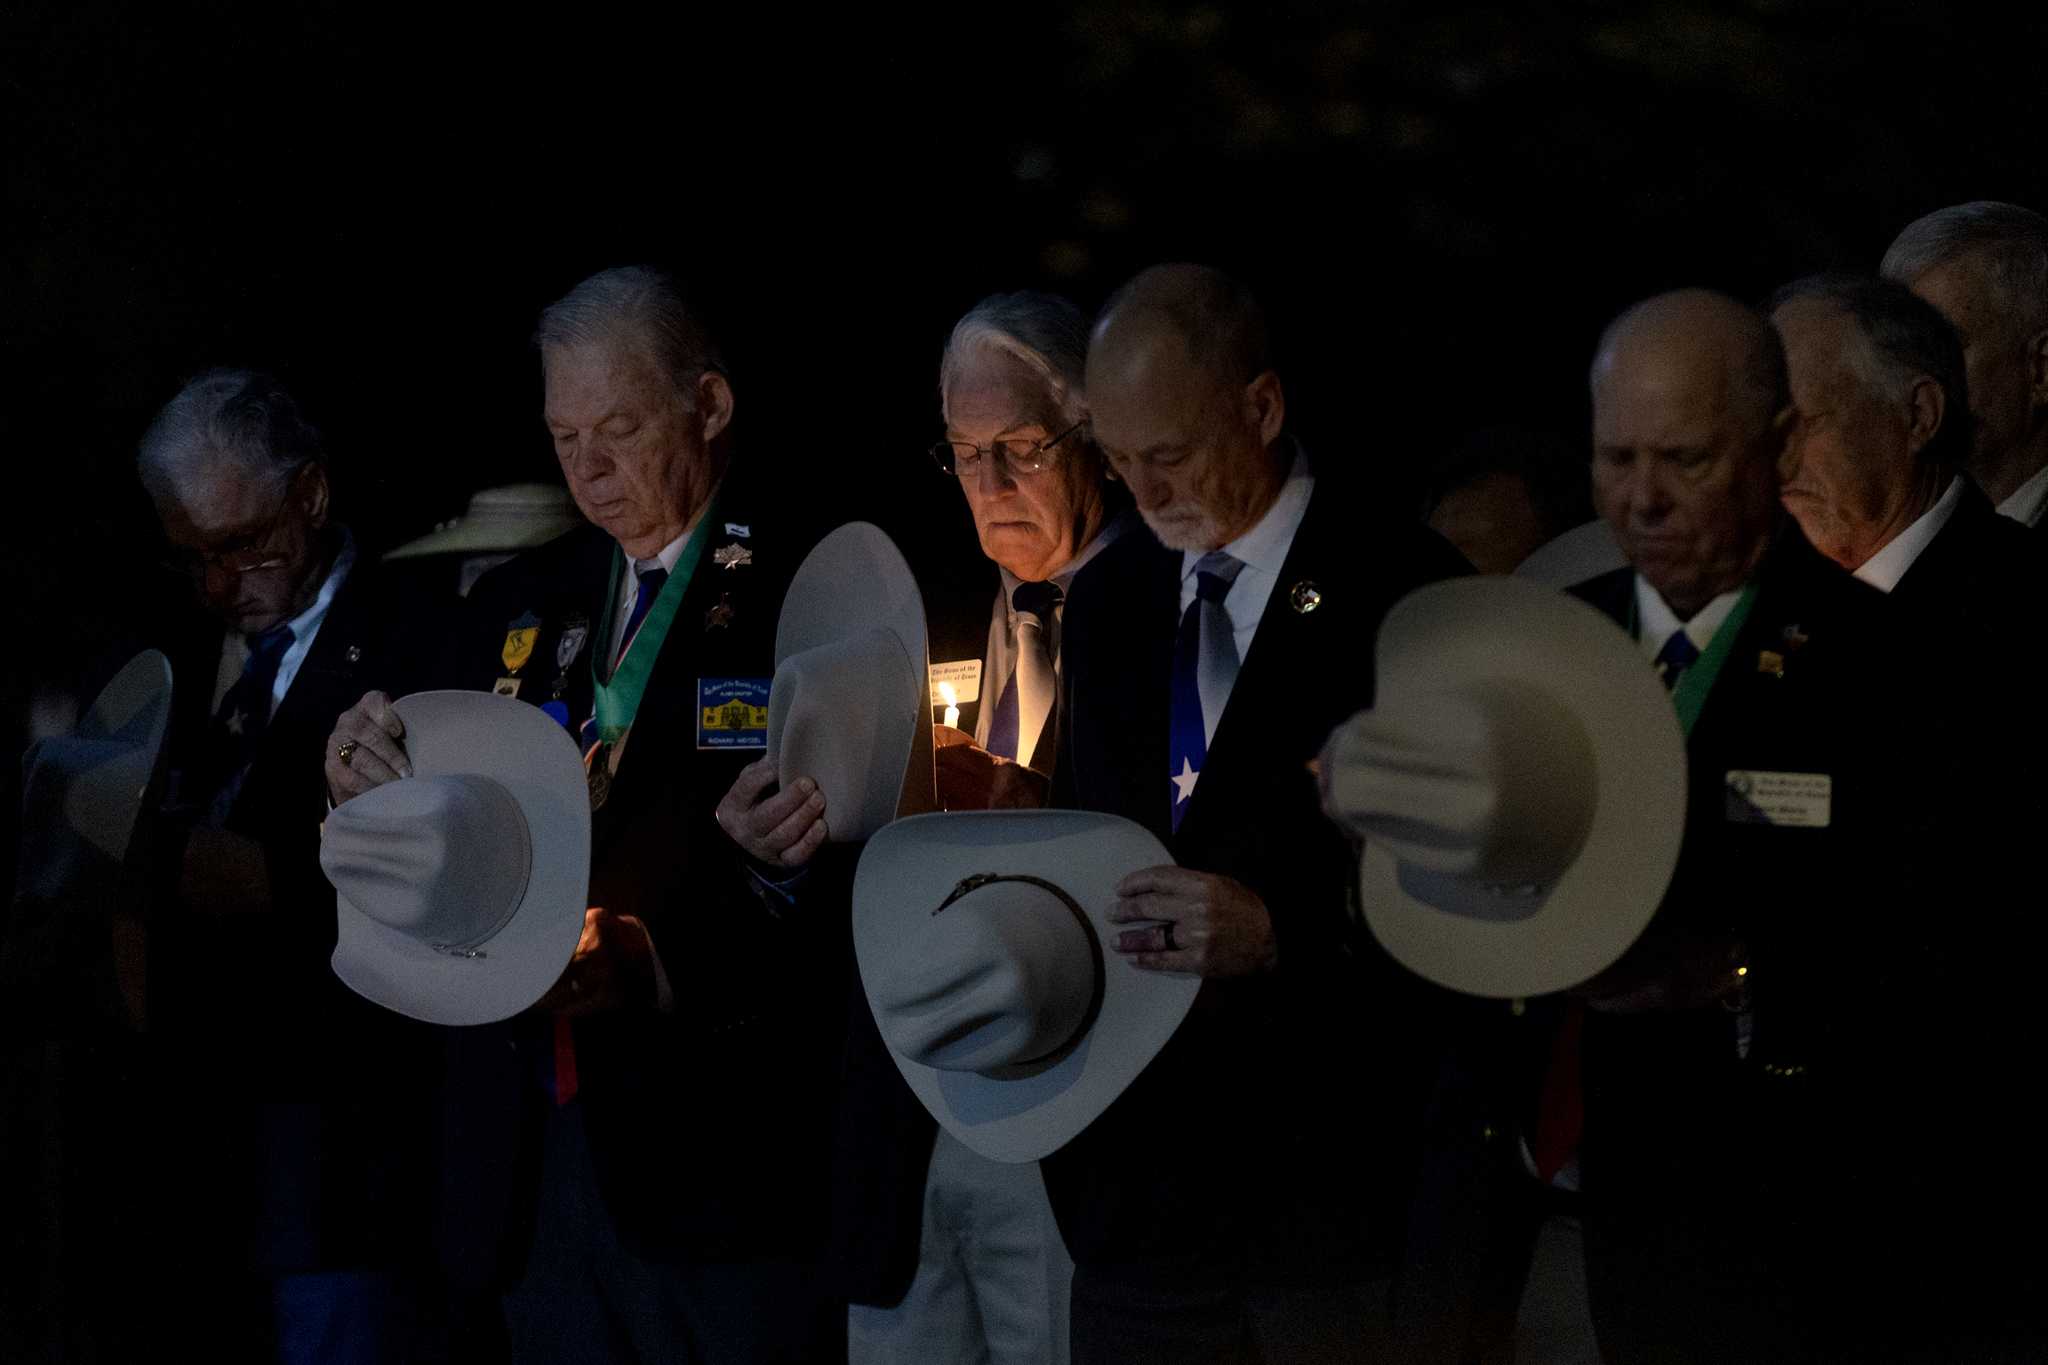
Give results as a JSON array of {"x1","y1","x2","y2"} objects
[
  {"x1": 1634, "y1": 579, "x2": 1760, "y2": 739},
  {"x1": 589, "y1": 498, "x2": 719, "y2": 744}
]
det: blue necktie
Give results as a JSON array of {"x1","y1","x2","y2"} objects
[
  {"x1": 584, "y1": 563, "x2": 668, "y2": 753},
  {"x1": 613, "y1": 563, "x2": 669, "y2": 671},
  {"x1": 1168, "y1": 552, "x2": 1244, "y2": 832},
  {"x1": 205, "y1": 622, "x2": 295, "y2": 825},
  {"x1": 1654, "y1": 628, "x2": 1700, "y2": 691}
]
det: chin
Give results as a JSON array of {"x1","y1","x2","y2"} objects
[{"x1": 1139, "y1": 509, "x2": 1219, "y2": 553}]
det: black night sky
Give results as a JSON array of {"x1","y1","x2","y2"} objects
[{"x1": 8, "y1": 0, "x2": 2047, "y2": 774}]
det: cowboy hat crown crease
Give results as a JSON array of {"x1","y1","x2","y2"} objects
[
  {"x1": 1330, "y1": 681, "x2": 1597, "y2": 889},
  {"x1": 871, "y1": 879, "x2": 1096, "y2": 1073},
  {"x1": 321, "y1": 773, "x2": 533, "y2": 952}
]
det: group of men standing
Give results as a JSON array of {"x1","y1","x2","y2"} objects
[{"x1": 37, "y1": 196, "x2": 2048, "y2": 1364}]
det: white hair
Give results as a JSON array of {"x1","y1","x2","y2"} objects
[
  {"x1": 939, "y1": 291, "x2": 1090, "y2": 428},
  {"x1": 534, "y1": 265, "x2": 724, "y2": 409},
  {"x1": 1880, "y1": 201, "x2": 2048, "y2": 337},
  {"x1": 137, "y1": 368, "x2": 324, "y2": 501}
]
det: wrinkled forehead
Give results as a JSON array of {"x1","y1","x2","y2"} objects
[
  {"x1": 152, "y1": 453, "x2": 288, "y2": 543},
  {"x1": 943, "y1": 347, "x2": 1063, "y2": 432},
  {"x1": 541, "y1": 338, "x2": 673, "y2": 423}
]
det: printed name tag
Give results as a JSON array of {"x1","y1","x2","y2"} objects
[
  {"x1": 1724, "y1": 770, "x2": 1831, "y2": 828},
  {"x1": 698, "y1": 677, "x2": 771, "y2": 750},
  {"x1": 928, "y1": 659, "x2": 984, "y2": 705}
]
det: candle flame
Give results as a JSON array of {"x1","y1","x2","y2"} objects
[{"x1": 939, "y1": 681, "x2": 958, "y2": 707}]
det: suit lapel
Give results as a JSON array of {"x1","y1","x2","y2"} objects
[
  {"x1": 1177, "y1": 487, "x2": 1334, "y2": 850},
  {"x1": 1075, "y1": 537, "x2": 1178, "y2": 844}
]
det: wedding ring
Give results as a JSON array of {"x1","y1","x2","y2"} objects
[{"x1": 337, "y1": 740, "x2": 359, "y2": 766}]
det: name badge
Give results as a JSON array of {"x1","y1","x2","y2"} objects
[
  {"x1": 1725, "y1": 770, "x2": 1831, "y2": 828},
  {"x1": 698, "y1": 677, "x2": 771, "y2": 750},
  {"x1": 928, "y1": 659, "x2": 984, "y2": 706}
]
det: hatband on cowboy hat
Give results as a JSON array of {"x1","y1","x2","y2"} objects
[{"x1": 854, "y1": 809, "x2": 1198, "y2": 1163}]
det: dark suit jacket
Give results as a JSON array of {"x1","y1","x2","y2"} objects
[
  {"x1": 1042, "y1": 473, "x2": 1472, "y2": 1291},
  {"x1": 433, "y1": 497, "x2": 848, "y2": 1289},
  {"x1": 1556, "y1": 527, "x2": 1912, "y2": 1362},
  {"x1": 153, "y1": 540, "x2": 455, "y2": 1274}
]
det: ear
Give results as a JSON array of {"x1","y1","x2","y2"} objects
[
  {"x1": 298, "y1": 461, "x2": 332, "y2": 532},
  {"x1": 696, "y1": 370, "x2": 736, "y2": 446},
  {"x1": 1245, "y1": 370, "x2": 1286, "y2": 447},
  {"x1": 1767, "y1": 403, "x2": 1804, "y2": 484},
  {"x1": 2027, "y1": 329, "x2": 2048, "y2": 408},
  {"x1": 1903, "y1": 375, "x2": 1945, "y2": 460}
]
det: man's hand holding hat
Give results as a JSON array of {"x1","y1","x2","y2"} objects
[
  {"x1": 1109, "y1": 867, "x2": 1277, "y2": 977},
  {"x1": 325, "y1": 689, "x2": 412, "y2": 805},
  {"x1": 715, "y1": 756, "x2": 828, "y2": 870}
]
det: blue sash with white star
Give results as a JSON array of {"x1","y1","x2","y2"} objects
[{"x1": 1168, "y1": 596, "x2": 1207, "y2": 833}]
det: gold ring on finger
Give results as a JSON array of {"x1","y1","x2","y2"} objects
[{"x1": 337, "y1": 739, "x2": 359, "y2": 766}]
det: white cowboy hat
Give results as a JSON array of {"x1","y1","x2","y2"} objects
[
  {"x1": 321, "y1": 690, "x2": 590, "y2": 1025},
  {"x1": 1322, "y1": 577, "x2": 1686, "y2": 998},
  {"x1": 853, "y1": 809, "x2": 1200, "y2": 1163},
  {"x1": 13, "y1": 650, "x2": 175, "y2": 905},
  {"x1": 769, "y1": 522, "x2": 933, "y2": 843},
  {"x1": 382, "y1": 483, "x2": 585, "y2": 560}
]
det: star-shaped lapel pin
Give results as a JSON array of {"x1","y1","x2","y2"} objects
[{"x1": 1172, "y1": 756, "x2": 1200, "y2": 805}]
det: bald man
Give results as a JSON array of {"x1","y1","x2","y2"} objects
[
  {"x1": 1046, "y1": 264, "x2": 1472, "y2": 1362},
  {"x1": 1501, "y1": 289, "x2": 1909, "y2": 1362}
]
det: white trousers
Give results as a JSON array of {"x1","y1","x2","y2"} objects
[{"x1": 847, "y1": 1129, "x2": 1072, "y2": 1365}]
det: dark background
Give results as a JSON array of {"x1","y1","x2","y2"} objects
[{"x1": 7, "y1": 0, "x2": 2046, "y2": 754}]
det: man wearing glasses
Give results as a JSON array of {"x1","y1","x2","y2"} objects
[
  {"x1": 924, "y1": 291, "x2": 1133, "y2": 806},
  {"x1": 833, "y1": 291, "x2": 1128, "y2": 1365},
  {"x1": 136, "y1": 367, "x2": 450, "y2": 1360}
]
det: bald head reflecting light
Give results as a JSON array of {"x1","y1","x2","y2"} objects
[
  {"x1": 1589, "y1": 289, "x2": 1792, "y2": 619},
  {"x1": 1086, "y1": 264, "x2": 1289, "y2": 552}
]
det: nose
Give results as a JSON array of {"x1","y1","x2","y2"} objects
[
  {"x1": 1626, "y1": 460, "x2": 1675, "y2": 525},
  {"x1": 972, "y1": 452, "x2": 1018, "y2": 497},
  {"x1": 1124, "y1": 465, "x2": 1170, "y2": 509}
]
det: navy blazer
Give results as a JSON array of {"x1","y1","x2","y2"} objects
[
  {"x1": 1044, "y1": 472, "x2": 1472, "y2": 1290},
  {"x1": 433, "y1": 497, "x2": 847, "y2": 1288}
]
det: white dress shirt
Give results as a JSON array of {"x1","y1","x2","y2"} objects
[
  {"x1": 1633, "y1": 573, "x2": 1744, "y2": 663},
  {"x1": 1178, "y1": 448, "x2": 1316, "y2": 746},
  {"x1": 607, "y1": 513, "x2": 705, "y2": 665},
  {"x1": 211, "y1": 531, "x2": 357, "y2": 714},
  {"x1": 1852, "y1": 475, "x2": 1964, "y2": 594},
  {"x1": 1997, "y1": 461, "x2": 2048, "y2": 530}
]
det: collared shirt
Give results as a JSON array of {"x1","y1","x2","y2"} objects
[
  {"x1": 1633, "y1": 573, "x2": 1744, "y2": 662},
  {"x1": 607, "y1": 502, "x2": 714, "y2": 664},
  {"x1": 211, "y1": 531, "x2": 358, "y2": 714},
  {"x1": 1997, "y1": 462, "x2": 2048, "y2": 529},
  {"x1": 1177, "y1": 448, "x2": 1315, "y2": 745},
  {"x1": 1853, "y1": 475, "x2": 1965, "y2": 594},
  {"x1": 971, "y1": 509, "x2": 1134, "y2": 749}
]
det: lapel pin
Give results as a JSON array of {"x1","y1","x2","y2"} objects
[
  {"x1": 705, "y1": 592, "x2": 736, "y2": 631},
  {"x1": 1757, "y1": 649, "x2": 1785, "y2": 678},
  {"x1": 713, "y1": 543, "x2": 753, "y2": 571},
  {"x1": 1289, "y1": 580, "x2": 1322, "y2": 614}
]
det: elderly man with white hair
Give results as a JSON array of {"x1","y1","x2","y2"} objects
[
  {"x1": 829, "y1": 291, "x2": 1130, "y2": 1365},
  {"x1": 1881, "y1": 200, "x2": 2048, "y2": 527},
  {"x1": 135, "y1": 368, "x2": 453, "y2": 1362},
  {"x1": 327, "y1": 266, "x2": 845, "y2": 1364}
]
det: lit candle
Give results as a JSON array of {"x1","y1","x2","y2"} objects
[{"x1": 939, "y1": 681, "x2": 960, "y2": 730}]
